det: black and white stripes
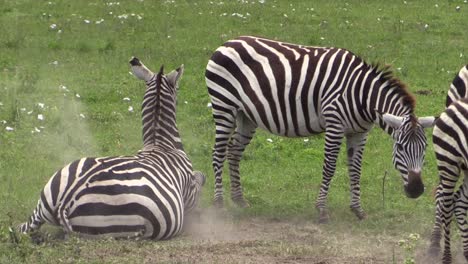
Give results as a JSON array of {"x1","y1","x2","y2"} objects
[
  {"x1": 446, "y1": 64, "x2": 468, "y2": 107},
  {"x1": 19, "y1": 58, "x2": 205, "y2": 240},
  {"x1": 429, "y1": 65, "x2": 468, "y2": 263},
  {"x1": 205, "y1": 36, "x2": 435, "y2": 221}
]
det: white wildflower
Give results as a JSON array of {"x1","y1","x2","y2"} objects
[
  {"x1": 128, "y1": 106, "x2": 134, "y2": 112},
  {"x1": 320, "y1": 37, "x2": 325, "y2": 40},
  {"x1": 37, "y1": 103, "x2": 45, "y2": 108},
  {"x1": 207, "y1": 102, "x2": 212, "y2": 108},
  {"x1": 59, "y1": 84, "x2": 69, "y2": 91},
  {"x1": 5, "y1": 126, "x2": 14, "y2": 131},
  {"x1": 79, "y1": 113, "x2": 85, "y2": 119},
  {"x1": 95, "y1": 19, "x2": 104, "y2": 24},
  {"x1": 304, "y1": 138, "x2": 309, "y2": 142},
  {"x1": 184, "y1": 101, "x2": 188, "y2": 104},
  {"x1": 123, "y1": 97, "x2": 131, "y2": 102},
  {"x1": 58, "y1": 29, "x2": 62, "y2": 34},
  {"x1": 20, "y1": 108, "x2": 26, "y2": 111},
  {"x1": 1, "y1": 120, "x2": 6, "y2": 124},
  {"x1": 27, "y1": 111, "x2": 33, "y2": 115},
  {"x1": 75, "y1": 93, "x2": 81, "y2": 98},
  {"x1": 424, "y1": 24, "x2": 429, "y2": 29},
  {"x1": 266, "y1": 138, "x2": 273, "y2": 143},
  {"x1": 51, "y1": 61, "x2": 59, "y2": 65},
  {"x1": 137, "y1": 15, "x2": 143, "y2": 20},
  {"x1": 434, "y1": 4, "x2": 438, "y2": 7},
  {"x1": 460, "y1": 53, "x2": 463, "y2": 58},
  {"x1": 258, "y1": 0, "x2": 265, "y2": 3},
  {"x1": 283, "y1": 13, "x2": 288, "y2": 17},
  {"x1": 37, "y1": 114, "x2": 44, "y2": 121},
  {"x1": 456, "y1": 6, "x2": 461, "y2": 11},
  {"x1": 34, "y1": 127, "x2": 41, "y2": 133},
  {"x1": 50, "y1": 24, "x2": 57, "y2": 30}
]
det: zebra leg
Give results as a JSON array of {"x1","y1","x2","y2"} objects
[
  {"x1": 315, "y1": 128, "x2": 344, "y2": 223},
  {"x1": 455, "y1": 173, "x2": 468, "y2": 261},
  {"x1": 346, "y1": 132, "x2": 368, "y2": 220},
  {"x1": 429, "y1": 184, "x2": 444, "y2": 257},
  {"x1": 227, "y1": 112, "x2": 256, "y2": 208},
  {"x1": 18, "y1": 199, "x2": 46, "y2": 233},
  {"x1": 440, "y1": 181, "x2": 457, "y2": 263},
  {"x1": 212, "y1": 109, "x2": 237, "y2": 208}
]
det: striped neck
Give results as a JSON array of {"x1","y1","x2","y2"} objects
[
  {"x1": 141, "y1": 72, "x2": 183, "y2": 151},
  {"x1": 364, "y1": 66, "x2": 415, "y2": 136}
]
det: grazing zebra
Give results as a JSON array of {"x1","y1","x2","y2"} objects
[
  {"x1": 429, "y1": 66, "x2": 468, "y2": 263},
  {"x1": 205, "y1": 36, "x2": 436, "y2": 222},
  {"x1": 19, "y1": 58, "x2": 205, "y2": 240},
  {"x1": 446, "y1": 64, "x2": 468, "y2": 107}
]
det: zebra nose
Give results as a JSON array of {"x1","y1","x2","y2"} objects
[
  {"x1": 404, "y1": 170, "x2": 424, "y2": 198},
  {"x1": 129, "y1": 57, "x2": 141, "y2": 66}
]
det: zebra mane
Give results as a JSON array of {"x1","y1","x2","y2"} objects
[
  {"x1": 150, "y1": 65, "x2": 164, "y2": 146},
  {"x1": 370, "y1": 63, "x2": 416, "y2": 113}
]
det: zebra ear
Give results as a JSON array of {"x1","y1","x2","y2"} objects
[
  {"x1": 381, "y1": 113, "x2": 404, "y2": 129},
  {"x1": 418, "y1": 116, "x2": 438, "y2": 128},
  {"x1": 166, "y1": 65, "x2": 184, "y2": 88},
  {"x1": 130, "y1": 57, "x2": 154, "y2": 82}
]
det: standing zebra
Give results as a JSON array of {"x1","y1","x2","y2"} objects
[
  {"x1": 19, "y1": 58, "x2": 205, "y2": 240},
  {"x1": 205, "y1": 36, "x2": 436, "y2": 222},
  {"x1": 446, "y1": 64, "x2": 468, "y2": 107},
  {"x1": 429, "y1": 66, "x2": 468, "y2": 263}
]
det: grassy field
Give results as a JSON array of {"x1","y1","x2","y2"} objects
[{"x1": 0, "y1": 0, "x2": 467, "y2": 263}]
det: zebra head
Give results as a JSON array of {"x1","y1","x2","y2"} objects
[{"x1": 382, "y1": 113, "x2": 437, "y2": 198}]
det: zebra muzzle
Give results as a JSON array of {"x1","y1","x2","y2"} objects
[
  {"x1": 129, "y1": 57, "x2": 142, "y2": 66},
  {"x1": 404, "y1": 170, "x2": 424, "y2": 198}
]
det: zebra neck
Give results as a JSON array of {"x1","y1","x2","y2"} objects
[{"x1": 142, "y1": 90, "x2": 183, "y2": 151}]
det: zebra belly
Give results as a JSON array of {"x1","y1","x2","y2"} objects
[{"x1": 242, "y1": 105, "x2": 325, "y2": 137}]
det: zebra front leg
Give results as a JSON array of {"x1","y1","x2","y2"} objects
[
  {"x1": 315, "y1": 129, "x2": 344, "y2": 223},
  {"x1": 227, "y1": 113, "x2": 256, "y2": 207},
  {"x1": 346, "y1": 133, "x2": 368, "y2": 220}
]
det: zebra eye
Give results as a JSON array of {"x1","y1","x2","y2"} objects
[{"x1": 396, "y1": 143, "x2": 404, "y2": 151}]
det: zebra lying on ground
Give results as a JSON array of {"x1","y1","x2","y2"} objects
[
  {"x1": 429, "y1": 66, "x2": 468, "y2": 263},
  {"x1": 19, "y1": 58, "x2": 205, "y2": 240},
  {"x1": 205, "y1": 36, "x2": 436, "y2": 222}
]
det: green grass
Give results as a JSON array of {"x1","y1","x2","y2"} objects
[{"x1": 0, "y1": 0, "x2": 467, "y2": 262}]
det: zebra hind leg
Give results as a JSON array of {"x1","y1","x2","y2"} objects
[
  {"x1": 455, "y1": 176, "x2": 468, "y2": 261},
  {"x1": 227, "y1": 113, "x2": 256, "y2": 208},
  {"x1": 428, "y1": 184, "x2": 444, "y2": 257},
  {"x1": 18, "y1": 200, "x2": 46, "y2": 234},
  {"x1": 212, "y1": 110, "x2": 236, "y2": 208}
]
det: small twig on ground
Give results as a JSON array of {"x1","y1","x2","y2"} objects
[{"x1": 382, "y1": 170, "x2": 388, "y2": 209}]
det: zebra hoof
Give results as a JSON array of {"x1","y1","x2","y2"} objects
[
  {"x1": 442, "y1": 251, "x2": 452, "y2": 264},
  {"x1": 213, "y1": 198, "x2": 224, "y2": 208},
  {"x1": 427, "y1": 244, "x2": 440, "y2": 257},
  {"x1": 318, "y1": 210, "x2": 330, "y2": 224},
  {"x1": 351, "y1": 207, "x2": 367, "y2": 220},
  {"x1": 232, "y1": 198, "x2": 250, "y2": 208}
]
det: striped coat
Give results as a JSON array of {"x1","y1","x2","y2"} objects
[
  {"x1": 206, "y1": 36, "x2": 436, "y2": 221},
  {"x1": 19, "y1": 58, "x2": 205, "y2": 239}
]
